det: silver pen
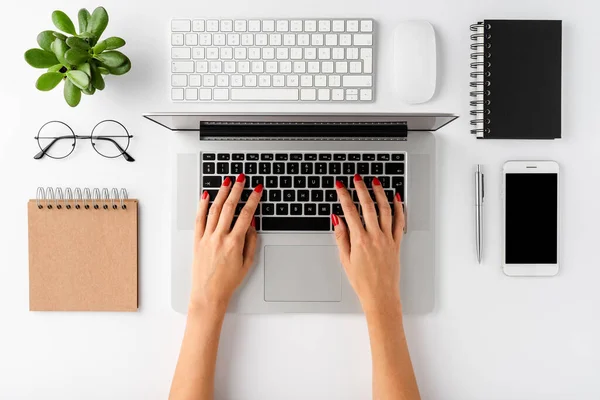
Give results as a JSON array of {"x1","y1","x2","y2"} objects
[{"x1": 475, "y1": 165, "x2": 484, "y2": 264}]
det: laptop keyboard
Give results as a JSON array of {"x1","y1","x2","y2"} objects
[{"x1": 201, "y1": 151, "x2": 406, "y2": 231}]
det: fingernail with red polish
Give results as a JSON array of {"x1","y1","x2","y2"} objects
[
  {"x1": 251, "y1": 217, "x2": 256, "y2": 228},
  {"x1": 331, "y1": 214, "x2": 339, "y2": 227},
  {"x1": 372, "y1": 177, "x2": 381, "y2": 186},
  {"x1": 236, "y1": 173, "x2": 245, "y2": 183},
  {"x1": 354, "y1": 174, "x2": 362, "y2": 182},
  {"x1": 335, "y1": 180, "x2": 344, "y2": 189},
  {"x1": 223, "y1": 177, "x2": 231, "y2": 186},
  {"x1": 254, "y1": 183, "x2": 264, "y2": 193},
  {"x1": 395, "y1": 193, "x2": 402, "y2": 202},
  {"x1": 202, "y1": 190, "x2": 209, "y2": 200}
]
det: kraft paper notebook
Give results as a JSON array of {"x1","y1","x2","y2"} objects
[
  {"x1": 469, "y1": 19, "x2": 562, "y2": 139},
  {"x1": 28, "y1": 187, "x2": 138, "y2": 311}
]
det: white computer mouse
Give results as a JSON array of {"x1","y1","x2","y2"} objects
[{"x1": 394, "y1": 21, "x2": 437, "y2": 104}]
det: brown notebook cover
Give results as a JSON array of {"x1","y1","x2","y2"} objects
[{"x1": 27, "y1": 196, "x2": 138, "y2": 311}]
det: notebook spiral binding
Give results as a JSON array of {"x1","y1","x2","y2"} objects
[
  {"x1": 36, "y1": 187, "x2": 129, "y2": 210},
  {"x1": 470, "y1": 23, "x2": 492, "y2": 136}
]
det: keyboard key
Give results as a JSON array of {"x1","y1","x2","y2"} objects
[
  {"x1": 379, "y1": 176, "x2": 390, "y2": 188},
  {"x1": 280, "y1": 176, "x2": 292, "y2": 188},
  {"x1": 172, "y1": 19, "x2": 191, "y2": 32},
  {"x1": 217, "y1": 153, "x2": 230, "y2": 160},
  {"x1": 377, "y1": 154, "x2": 390, "y2": 161},
  {"x1": 269, "y1": 190, "x2": 282, "y2": 202},
  {"x1": 276, "y1": 153, "x2": 289, "y2": 160},
  {"x1": 364, "y1": 176, "x2": 373, "y2": 188},
  {"x1": 392, "y1": 153, "x2": 405, "y2": 161},
  {"x1": 353, "y1": 33, "x2": 373, "y2": 46},
  {"x1": 294, "y1": 176, "x2": 306, "y2": 188},
  {"x1": 336, "y1": 176, "x2": 348, "y2": 188},
  {"x1": 259, "y1": 163, "x2": 271, "y2": 174},
  {"x1": 247, "y1": 153, "x2": 259, "y2": 160},
  {"x1": 232, "y1": 163, "x2": 243, "y2": 174},
  {"x1": 371, "y1": 163, "x2": 383, "y2": 175},
  {"x1": 361, "y1": 20, "x2": 373, "y2": 32},
  {"x1": 252, "y1": 176, "x2": 265, "y2": 187},
  {"x1": 322, "y1": 177, "x2": 334, "y2": 187},
  {"x1": 334, "y1": 153, "x2": 346, "y2": 161},
  {"x1": 304, "y1": 203, "x2": 317, "y2": 215},
  {"x1": 318, "y1": 203, "x2": 330, "y2": 215},
  {"x1": 261, "y1": 154, "x2": 274, "y2": 160},
  {"x1": 298, "y1": 190, "x2": 309, "y2": 201},
  {"x1": 217, "y1": 162, "x2": 229, "y2": 174},
  {"x1": 385, "y1": 190, "x2": 394, "y2": 202},
  {"x1": 206, "y1": 190, "x2": 219, "y2": 200},
  {"x1": 333, "y1": 203, "x2": 342, "y2": 215},
  {"x1": 325, "y1": 190, "x2": 337, "y2": 202},
  {"x1": 343, "y1": 75, "x2": 374, "y2": 89},
  {"x1": 290, "y1": 203, "x2": 302, "y2": 215},
  {"x1": 262, "y1": 217, "x2": 330, "y2": 231},
  {"x1": 241, "y1": 190, "x2": 253, "y2": 201},
  {"x1": 308, "y1": 176, "x2": 320, "y2": 188},
  {"x1": 319, "y1": 154, "x2": 332, "y2": 161},
  {"x1": 315, "y1": 163, "x2": 327, "y2": 174},
  {"x1": 203, "y1": 163, "x2": 215, "y2": 174},
  {"x1": 301, "y1": 163, "x2": 313, "y2": 174},
  {"x1": 273, "y1": 162, "x2": 285, "y2": 174},
  {"x1": 276, "y1": 204, "x2": 289, "y2": 215},
  {"x1": 203, "y1": 153, "x2": 216, "y2": 160},
  {"x1": 311, "y1": 190, "x2": 324, "y2": 202},
  {"x1": 392, "y1": 177, "x2": 404, "y2": 198},
  {"x1": 262, "y1": 203, "x2": 275, "y2": 215},
  {"x1": 343, "y1": 163, "x2": 355, "y2": 174},
  {"x1": 358, "y1": 163, "x2": 369, "y2": 174},
  {"x1": 386, "y1": 163, "x2": 405, "y2": 175},
  {"x1": 362, "y1": 154, "x2": 375, "y2": 161},
  {"x1": 348, "y1": 154, "x2": 361, "y2": 161},
  {"x1": 328, "y1": 163, "x2": 341, "y2": 175},
  {"x1": 231, "y1": 88, "x2": 299, "y2": 101},
  {"x1": 290, "y1": 153, "x2": 302, "y2": 160},
  {"x1": 245, "y1": 162, "x2": 257, "y2": 174},
  {"x1": 203, "y1": 176, "x2": 222, "y2": 188},
  {"x1": 283, "y1": 190, "x2": 295, "y2": 201},
  {"x1": 287, "y1": 163, "x2": 299, "y2": 174},
  {"x1": 266, "y1": 176, "x2": 278, "y2": 187},
  {"x1": 304, "y1": 154, "x2": 317, "y2": 161}
]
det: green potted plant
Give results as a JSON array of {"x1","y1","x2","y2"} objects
[{"x1": 24, "y1": 7, "x2": 132, "y2": 107}]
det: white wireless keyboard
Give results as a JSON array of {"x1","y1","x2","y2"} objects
[{"x1": 170, "y1": 18, "x2": 375, "y2": 102}]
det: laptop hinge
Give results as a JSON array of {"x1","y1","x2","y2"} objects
[{"x1": 197, "y1": 121, "x2": 408, "y2": 141}]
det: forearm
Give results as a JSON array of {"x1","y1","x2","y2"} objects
[
  {"x1": 365, "y1": 299, "x2": 420, "y2": 400},
  {"x1": 169, "y1": 303, "x2": 227, "y2": 400}
]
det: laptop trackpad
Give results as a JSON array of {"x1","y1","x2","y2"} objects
[{"x1": 264, "y1": 245, "x2": 342, "y2": 302}]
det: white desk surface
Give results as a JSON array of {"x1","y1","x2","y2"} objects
[{"x1": 1, "y1": 0, "x2": 599, "y2": 398}]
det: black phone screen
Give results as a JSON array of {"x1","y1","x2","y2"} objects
[{"x1": 505, "y1": 173, "x2": 558, "y2": 264}]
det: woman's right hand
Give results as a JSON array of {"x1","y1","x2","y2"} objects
[{"x1": 332, "y1": 174, "x2": 406, "y2": 312}]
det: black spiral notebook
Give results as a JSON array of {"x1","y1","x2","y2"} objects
[{"x1": 470, "y1": 20, "x2": 562, "y2": 139}]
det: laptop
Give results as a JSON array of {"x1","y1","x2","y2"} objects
[{"x1": 143, "y1": 113, "x2": 458, "y2": 314}]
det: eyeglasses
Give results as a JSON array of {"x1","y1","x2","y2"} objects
[{"x1": 34, "y1": 120, "x2": 135, "y2": 162}]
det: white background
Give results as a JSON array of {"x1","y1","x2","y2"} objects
[{"x1": 1, "y1": 0, "x2": 599, "y2": 399}]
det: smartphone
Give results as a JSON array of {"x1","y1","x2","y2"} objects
[{"x1": 502, "y1": 161, "x2": 560, "y2": 276}]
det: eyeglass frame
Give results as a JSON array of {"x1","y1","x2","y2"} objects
[{"x1": 33, "y1": 120, "x2": 135, "y2": 162}]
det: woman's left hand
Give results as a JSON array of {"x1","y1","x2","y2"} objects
[{"x1": 189, "y1": 173, "x2": 263, "y2": 311}]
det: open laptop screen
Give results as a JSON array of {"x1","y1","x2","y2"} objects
[{"x1": 143, "y1": 113, "x2": 458, "y2": 136}]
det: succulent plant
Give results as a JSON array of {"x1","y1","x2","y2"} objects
[{"x1": 24, "y1": 7, "x2": 131, "y2": 107}]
